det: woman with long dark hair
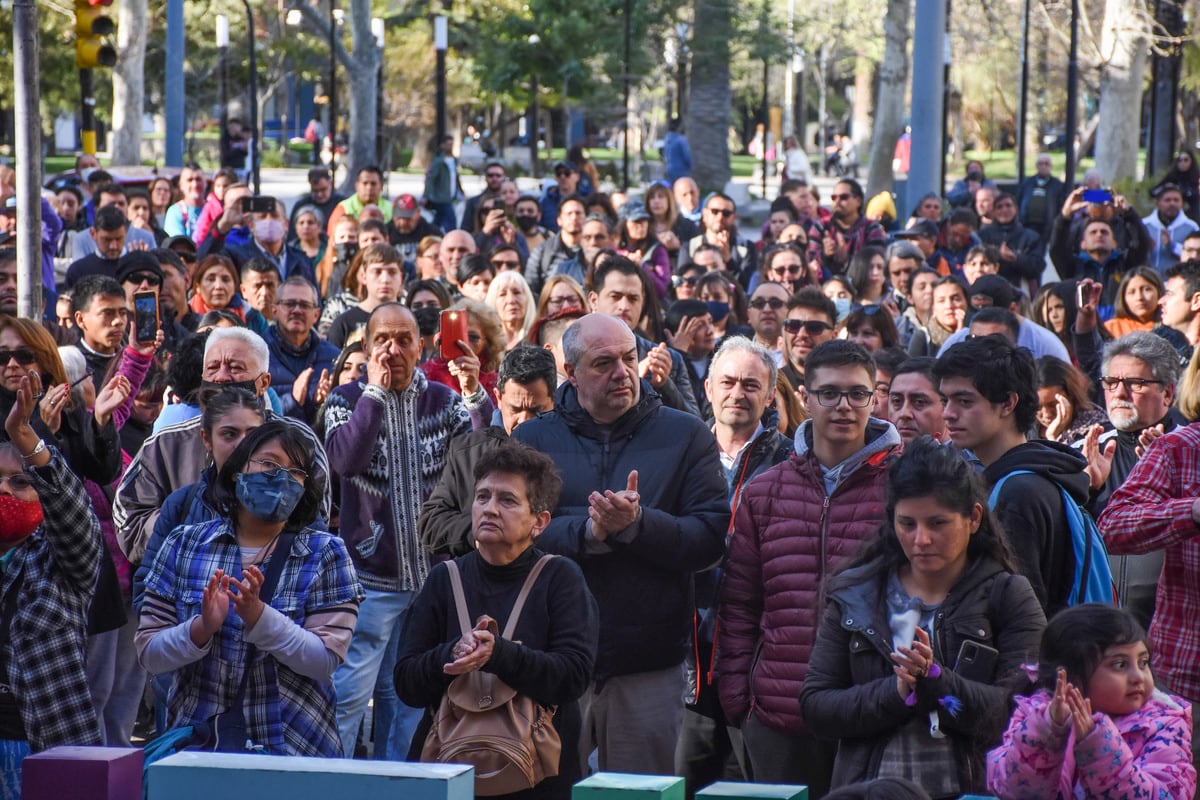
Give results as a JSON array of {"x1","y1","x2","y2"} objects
[{"x1": 802, "y1": 438, "x2": 1046, "y2": 798}]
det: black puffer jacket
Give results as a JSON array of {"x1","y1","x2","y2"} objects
[
  {"x1": 801, "y1": 557, "x2": 1046, "y2": 794},
  {"x1": 511, "y1": 380, "x2": 730, "y2": 679}
]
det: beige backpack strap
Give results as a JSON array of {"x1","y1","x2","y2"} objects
[
  {"x1": 444, "y1": 560, "x2": 473, "y2": 636},
  {"x1": 501, "y1": 555, "x2": 556, "y2": 640}
]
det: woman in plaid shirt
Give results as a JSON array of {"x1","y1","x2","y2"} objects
[
  {"x1": 137, "y1": 421, "x2": 364, "y2": 756},
  {"x1": 0, "y1": 373, "x2": 104, "y2": 795}
]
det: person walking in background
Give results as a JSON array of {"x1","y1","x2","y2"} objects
[{"x1": 663, "y1": 119, "x2": 694, "y2": 184}]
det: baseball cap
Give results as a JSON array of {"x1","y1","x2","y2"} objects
[
  {"x1": 894, "y1": 219, "x2": 939, "y2": 240},
  {"x1": 621, "y1": 202, "x2": 651, "y2": 223},
  {"x1": 163, "y1": 235, "x2": 198, "y2": 255},
  {"x1": 553, "y1": 160, "x2": 577, "y2": 174},
  {"x1": 967, "y1": 274, "x2": 1017, "y2": 309},
  {"x1": 393, "y1": 194, "x2": 420, "y2": 219}
]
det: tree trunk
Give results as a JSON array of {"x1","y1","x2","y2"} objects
[
  {"x1": 1094, "y1": 0, "x2": 1150, "y2": 184},
  {"x1": 851, "y1": 53, "x2": 874, "y2": 157},
  {"x1": 340, "y1": 0, "x2": 379, "y2": 193},
  {"x1": 865, "y1": 0, "x2": 911, "y2": 198},
  {"x1": 110, "y1": 0, "x2": 147, "y2": 165},
  {"x1": 687, "y1": 0, "x2": 732, "y2": 193}
]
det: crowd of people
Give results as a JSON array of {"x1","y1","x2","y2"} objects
[{"x1": 0, "y1": 141, "x2": 1199, "y2": 800}]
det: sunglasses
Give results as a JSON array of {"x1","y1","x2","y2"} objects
[
  {"x1": 749, "y1": 297, "x2": 787, "y2": 311},
  {"x1": 278, "y1": 300, "x2": 318, "y2": 311},
  {"x1": 554, "y1": 170, "x2": 573, "y2": 178},
  {"x1": 672, "y1": 275, "x2": 700, "y2": 288},
  {"x1": 126, "y1": 272, "x2": 162, "y2": 287},
  {"x1": 783, "y1": 319, "x2": 833, "y2": 336},
  {"x1": 0, "y1": 348, "x2": 37, "y2": 367},
  {"x1": 707, "y1": 207, "x2": 736, "y2": 218},
  {"x1": 490, "y1": 258, "x2": 521, "y2": 269},
  {"x1": 771, "y1": 265, "x2": 804, "y2": 277},
  {"x1": 830, "y1": 193, "x2": 853, "y2": 201}
]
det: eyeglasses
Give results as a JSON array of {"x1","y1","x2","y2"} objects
[
  {"x1": 0, "y1": 474, "x2": 33, "y2": 492},
  {"x1": 485, "y1": 172, "x2": 505, "y2": 179},
  {"x1": 127, "y1": 272, "x2": 162, "y2": 287},
  {"x1": 783, "y1": 319, "x2": 833, "y2": 336},
  {"x1": 830, "y1": 193, "x2": 854, "y2": 201},
  {"x1": 0, "y1": 348, "x2": 37, "y2": 367},
  {"x1": 1099, "y1": 376, "x2": 1165, "y2": 394},
  {"x1": 749, "y1": 297, "x2": 787, "y2": 311},
  {"x1": 771, "y1": 264, "x2": 803, "y2": 277},
  {"x1": 554, "y1": 169, "x2": 573, "y2": 178},
  {"x1": 248, "y1": 458, "x2": 308, "y2": 482},
  {"x1": 672, "y1": 275, "x2": 700, "y2": 289},
  {"x1": 811, "y1": 388, "x2": 874, "y2": 408},
  {"x1": 707, "y1": 207, "x2": 736, "y2": 218},
  {"x1": 278, "y1": 300, "x2": 318, "y2": 311},
  {"x1": 69, "y1": 368, "x2": 94, "y2": 391},
  {"x1": 490, "y1": 258, "x2": 521, "y2": 269}
]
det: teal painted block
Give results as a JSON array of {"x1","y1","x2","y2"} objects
[
  {"x1": 574, "y1": 772, "x2": 686, "y2": 800},
  {"x1": 23, "y1": 746, "x2": 142, "y2": 800},
  {"x1": 697, "y1": 781, "x2": 808, "y2": 800},
  {"x1": 147, "y1": 752, "x2": 473, "y2": 800}
]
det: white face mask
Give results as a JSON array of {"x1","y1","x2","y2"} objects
[{"x1": 254, "y1": 218, "x2": 285, "y2": 244}]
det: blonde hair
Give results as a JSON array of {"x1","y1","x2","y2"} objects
[{"x1": 1178, "y1": 346, "x2": 1200, "y2": 421}]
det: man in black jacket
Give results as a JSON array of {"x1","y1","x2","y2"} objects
[
  {"x1": 978, "y1": 192, "x2": 1044, "y2": 287},
  {"x1": 511, "y1": 313, "x2": 729, "y2": 776},
  {"x1": 418, "y1": 346, "x2": 557, "y2": 556},
  {"x1": 934, "y1": 335, "x2": 1089, "y2": 616}
]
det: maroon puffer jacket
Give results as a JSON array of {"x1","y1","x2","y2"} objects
[{"x1": 717, "y1": 422, "x2": 899, "y2": 735}]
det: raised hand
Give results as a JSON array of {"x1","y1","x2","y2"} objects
[
  {"x1": 191, "y1": 569, "x2": 232, "y2": 647},
  {"x1": 588, "y1": 470, "x2": 640, "y2": 541},
  {"x1": 94, "y1": 374, "x2": 132, "y2": 428},
  {"x1": 1082, "y1": 424, "x2": 1117, "y2": 490},
  {"x1": 292, "y1": 366, "x2": 314, "y2": 406},
  {"x1": 227, "y1": 564, "x2": 266, "y2": 630}
]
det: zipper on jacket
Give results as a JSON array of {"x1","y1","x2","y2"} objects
[{"x1": 818, "y1": 494, "x2": 831, "y2": 579}]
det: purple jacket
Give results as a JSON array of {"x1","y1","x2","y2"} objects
[{"x1": 987, "y1": 689, "x2": 1196, "y2": 799}]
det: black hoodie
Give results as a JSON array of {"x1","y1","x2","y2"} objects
[{"x1": 984, "y1": 439, "x2": 1090, "y2": 617}]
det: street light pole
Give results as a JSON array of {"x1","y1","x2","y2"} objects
[
  {"x1": 13, "y1": 0, "x2": 42, "y2": 320},
  {"x1": 240, "y1": 0, "x2": 260, "y2": 194},
  {"x1": 1016, "y1": 0, "x2": 1029, "y2": 182},
  {"x1": 372, "y1": 17, "x2": 385, "y2": 168},
  {"x1": 622, "y1": 0, "x2": 632, "y2": 190},
  {"x1": 1064, "y1": 0, "x2": 1079, "y2": 188},
  {"x1": 328, "y1": 0, "x2": 338, "y2": 172},
  {"x1": 217, "y1": 15, "x2": 229, "y2": 152},
  {"x1": 434, "y1": 15, "x2": 448, "y2": 144}
]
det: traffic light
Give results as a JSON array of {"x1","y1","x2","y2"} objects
[{"x1": 75, "y1": 0, "x2": 117, "y2": 69}]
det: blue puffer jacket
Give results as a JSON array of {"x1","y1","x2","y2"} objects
[{"x1": 511, "y1": 380, "x2": 730, "y2": 679}]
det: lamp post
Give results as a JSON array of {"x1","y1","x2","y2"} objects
[
  {"x1": 239, "y1": 0, "x2": 260, "y2": 194},
  {"x1": 434, "y1": 15, "x2": 448, "y2": 143},
  {"x1": 1064, "y1": 0, "x2": 1079, "y2": 188},
  {"x1": 528, "y1": 34, "x2": 540, "y2": 179},
  {"x1": 622, "y1": 0, "x2": 632, "y2": 190},
  {"x1": 329, "y1": 0, "x2": 339, "y2": 171},
  {"x1": 216, "y1": 15, "x2": 229, "y2": 146},
  {"x1": 372, "y1": 17, "x2": 384, "y2": 167}
]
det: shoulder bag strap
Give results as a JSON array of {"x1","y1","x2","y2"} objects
[
  {"x1": 501, "y1": 554, "x2": 556, "y2": 640},
  {"x1": 231, "y1": 531, "x2": 297, "y2": 707},
  {"x1": 444, "y1": 559, "x2": 473, "y2": 637}
]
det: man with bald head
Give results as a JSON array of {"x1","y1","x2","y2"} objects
[
  {"x1": 512, "y1": 313, "x2": 730, "y2": 775},
  {"x1": 323, "y1": 302, "x2": 481, "y2": 761},
  {"x1": 439, "y1": 229, "x2": 477, "y2": 291}
]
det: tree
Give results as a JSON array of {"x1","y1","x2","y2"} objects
[
  {"x1": 687, "y1": 0, "x2": 732, "y2": 192},
  {"x1": 111, "y1": 0, "x2": 148, "y2": 164},
  {"x1": 865, "y1": 0, "x2": 911, "y2": 198},
  {"x1": 1093, "y1": 0, "x2": 1150, "y2": 183}
]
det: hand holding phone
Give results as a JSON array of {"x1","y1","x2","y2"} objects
[
  {"x1": 439, "y1": 310, "x2": 470, "y2": 361},
  {"x1": 1076, "y1": 279, "x2": 1102, "y2": 310},
  {"x1": 133, "y1": 291, "x2": 159, "y2": 344}
]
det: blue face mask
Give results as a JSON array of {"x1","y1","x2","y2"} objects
[
  {"x1": 705, "y1": 301, "x2": 731, "y2": 324},
  {"x1": 832, "y1": 297, "x2": 853, "y2": 322},
  {"x1": 235, "y1": 470, "x2": 305, "y2": 523}
]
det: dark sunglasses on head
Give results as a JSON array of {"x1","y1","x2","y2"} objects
[
  {"x1": 852, "y1": 304, "x2": 884, "y2": 316},
  {"x1": 0, "y1": 348, "x2": 37, "y2": 367},
  {"x1": 749, "y1": 297, "x2": 787, "y2": 310},
  {"x1": 783, "y1": 319, "x2": 833, "y2": 336}
]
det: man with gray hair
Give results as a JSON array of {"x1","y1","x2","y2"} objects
[
  {"x1": 1077, "y1": 331, "x2": 1184, "y2": 626},
  {"x1": 114, "y1": 326, "x2": 331, "y2": 564},
  {"x1": 884, "y1": 240, "x2": 924, "y2": 309},
  {"x1": 676, "y1": 335, "x2": 793, "y2": 791},
  {"x1": 511, "y1": 313, "x2": 729, "y2": 775}
]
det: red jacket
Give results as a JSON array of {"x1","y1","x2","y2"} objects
[{"x1": 717, "y1": 419, "x2": 900, "y2": 735}]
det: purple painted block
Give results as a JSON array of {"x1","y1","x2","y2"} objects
[{"x1": 22, "y1": 746, "x2": 143, "y2": 800}]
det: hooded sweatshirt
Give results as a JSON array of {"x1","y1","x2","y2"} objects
[{"x1": 983, "y1": 439, "x2": 1090, "y2": 616}]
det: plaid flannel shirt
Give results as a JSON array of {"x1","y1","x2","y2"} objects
[
  {"x1": 2, "y1": 448, "x2": 103, "y2": 750},
  {"x1": 1099, "y1": 422, "x2": 1200, "y2": 702},
  {"x1": 140, "y1": 519, "x2": 363, "y2": 756}
]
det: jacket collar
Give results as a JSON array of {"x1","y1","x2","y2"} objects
[{"x1": 792, "y1": 417, "x2": 901, "y2": 492}]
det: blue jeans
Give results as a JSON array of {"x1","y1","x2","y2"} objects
[
  {"x1": 333, "y1": 588, "x2": 423, "y2": 760},
  {"x1": 429, "y1": 202, "x2": 457, "y2": 234},
  {"x1": 0, "y1": 740, "x2": 30, "y2": 800}
]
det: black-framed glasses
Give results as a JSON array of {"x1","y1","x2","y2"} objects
[
  {"x1": 749, "y1": 297, "x2": 786, "y2": 311},
  {"x1": 811, "y1": 388, "x2": 874, "y2": 408},
  {"x1": 0, "y1": 348, "x2": 37, "y2": 367},
  {"x1": 248, "y1": 458, "x2": 308, "y2": 482},
  {"x1": 278, "y1": 300, "x2": 318, "y2": 311},
  {"x1": 830, "y1": 193, "x2": 853, "y2": 201},
  {"x1": 1100, "y1": 376, "x2": 1165, "y2": 394},
  {"x1": 783, "y1": 319, "x2": 833, "y2": 336},
  {"x1": 69, "y1": 368, "x2": 95, "y2": 391},
  {"x1": 490, "y1": 258, "x2": 521, "y2": 269},
  {"x1": 554, "y1": 169, "x2": 573, "y2": 178},
  {"x1": 707, "y1": 207, "x2": 736, "y2": 218},
  {"x1": 771, "y1": 264, "x2": 804, "y2": 277}
]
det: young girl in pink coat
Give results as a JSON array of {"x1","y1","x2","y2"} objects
[{"x1": 987, "y1": 604, "x2": 1195, "y2": 799}]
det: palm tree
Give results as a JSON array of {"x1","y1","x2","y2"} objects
[{"x1": 686, "y1": 0, "x2": 732, "y2": 193}]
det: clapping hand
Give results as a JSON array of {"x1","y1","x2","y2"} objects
[
  {"x1": 444, "y1": 616, "x2": 496, "y2": 675},
  {"x1": 588, "y1": 470, "x2": 640, "y2": 542},
  {"x1": 1048, "y1": 667, "x2": 1095, "y2": 739}
]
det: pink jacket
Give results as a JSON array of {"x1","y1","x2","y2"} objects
[
  {"x1": 986, "y1": 689, "x2": 1196, "y2": 799},
  {"x1": 192, "y1": 192, "x2": 225, "y2": 245}
]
